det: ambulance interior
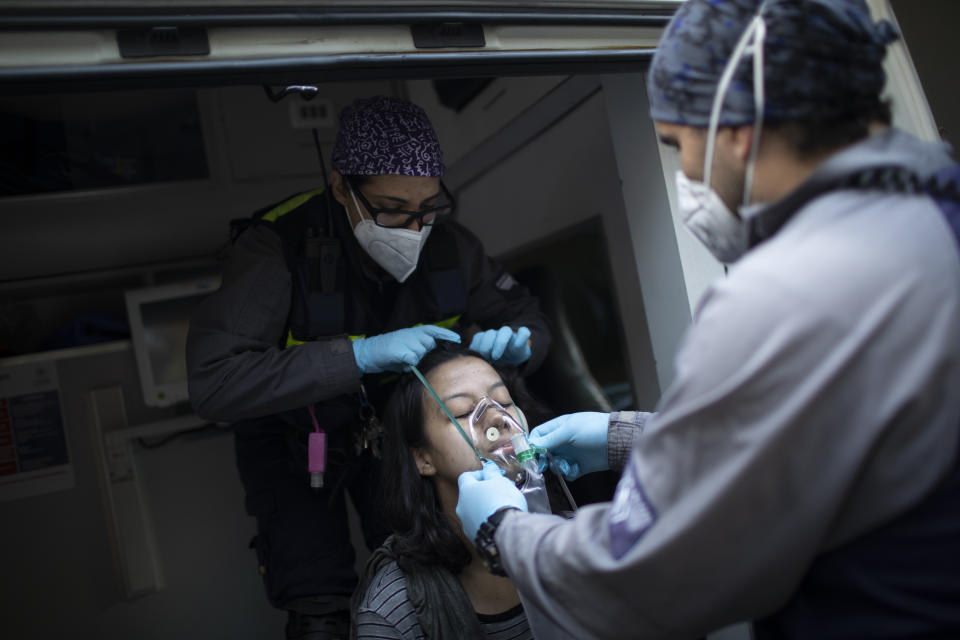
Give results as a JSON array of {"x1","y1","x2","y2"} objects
[{"x1": 0, "y1": 1, "x2": 954, "y2": 637}]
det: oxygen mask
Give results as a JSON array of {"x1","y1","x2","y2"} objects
[
  {"x1": 467, "y1": 397, "x2": 551, "y2": 514},
  {"x1": 469, "y1": 399, "x2": 525, "y2": 475}
]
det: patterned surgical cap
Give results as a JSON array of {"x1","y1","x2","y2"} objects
[
  {"x1": 331, "y1": 95, "x2": 445, "y2": 177},
  {"x1": 648, "y1": 0, "x2": 900, "y2": 127}
]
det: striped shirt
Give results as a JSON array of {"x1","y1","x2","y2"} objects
[{"x1": 354, "y1": 560, "x2": 533, "y2": 640}]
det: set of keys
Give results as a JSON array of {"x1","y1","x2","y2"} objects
[
  {"x1": 308, "y1": 384, "x2": 386, "y2": 490},
  {"x1": 355, "y1": 383, "x2": 385, "y2": 459}
]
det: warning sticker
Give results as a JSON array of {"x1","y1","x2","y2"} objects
[{"x1": 0, "y1": 361, "x2": 74, "y2": 501}]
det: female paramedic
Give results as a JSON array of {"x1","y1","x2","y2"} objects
[
  {"x1": 456, "y1": 1, "x2": 960, "y2": 639},
  {"x1": 186, "y1": 96, "x2": 551, "y2": 639}
]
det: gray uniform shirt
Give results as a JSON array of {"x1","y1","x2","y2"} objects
[{"x1": 498, "y1": 130, "x2": 960, "y2": 639}]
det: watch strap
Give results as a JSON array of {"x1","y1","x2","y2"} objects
[{"x1": 474, "y1": 507, "x2": 519, "y2": 577}]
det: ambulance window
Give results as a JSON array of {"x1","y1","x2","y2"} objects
[{"x1": 0, "y1": 89, "x2": 207, "y2": 197}]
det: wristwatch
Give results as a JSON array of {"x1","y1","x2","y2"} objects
[{"x1": 474, "y1": 507, "x2": 520, "y2": 577}]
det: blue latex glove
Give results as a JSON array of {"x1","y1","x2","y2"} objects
[
  {"x1": 528, "y1": 412, "x2": 610, "y2": 480},
  {"x1": 456, "y1": 461, "x2": 528, "y2": 541},
  {"x1": 469, "y1": 326, "x2": 532, "y2": 366},
  {"x1": 353, "y1": 325, "x2": 460, "y2": 374}
]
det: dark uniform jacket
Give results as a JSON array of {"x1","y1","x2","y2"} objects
[{"x1": 186, "y1": 188, "x2": 551, "y2": 426}]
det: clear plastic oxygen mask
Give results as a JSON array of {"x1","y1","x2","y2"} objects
[
  {"x1": 410, "y1": 365, "x2": 551, "y2": 514},
  {"x1": 467, "y1": 397, "x2": 552, "y2": 514}
]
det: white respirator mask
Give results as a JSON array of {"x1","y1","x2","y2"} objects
[
  {"x1": 349, "y1": 188, "x2": 432, "y2": 283},
  {"x1": 678, "y1": 12, "x2": 767, "y2": 265}
]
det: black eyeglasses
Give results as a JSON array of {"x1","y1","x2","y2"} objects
[{"x1": 348, "y1": 179, "x2": 456, "y2": 228}]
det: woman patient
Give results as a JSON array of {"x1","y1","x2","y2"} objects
[{"x1": 352, "y1": 343, "x2": 558, "y2": 639}]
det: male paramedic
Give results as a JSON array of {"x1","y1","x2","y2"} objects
[
  {"x1": 456, "y1": 1, "x2": 960, "y2": 638},
  {"x1": 186, "y1": 96, "x2": 550, "y2": 639}
]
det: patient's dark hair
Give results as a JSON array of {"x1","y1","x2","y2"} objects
[{"x1": 380, "y1": 342, "x2": 550, "y2": 575}]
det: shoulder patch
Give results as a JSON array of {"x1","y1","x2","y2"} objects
[
  {"x1": 495, "y1": 272, "x2": 518, "y2": 291},
  {"x1": 608, "y1": 457, "x2": 657, "y2": 560}
]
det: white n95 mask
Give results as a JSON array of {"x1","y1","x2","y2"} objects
[
  {"x1": 676, "y1": 170, "x2": 747, "y2": 264},
  {"x1": 349, "y1": 189, "x2": 431, "y2": 283}
]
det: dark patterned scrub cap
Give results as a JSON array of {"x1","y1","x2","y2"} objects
[
  {"x1": 648, "y1": 0, "x2": 900, "y2": 127},
  {"x1": 331, "y1": 95, "x2": 445, "y2": 177}
]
